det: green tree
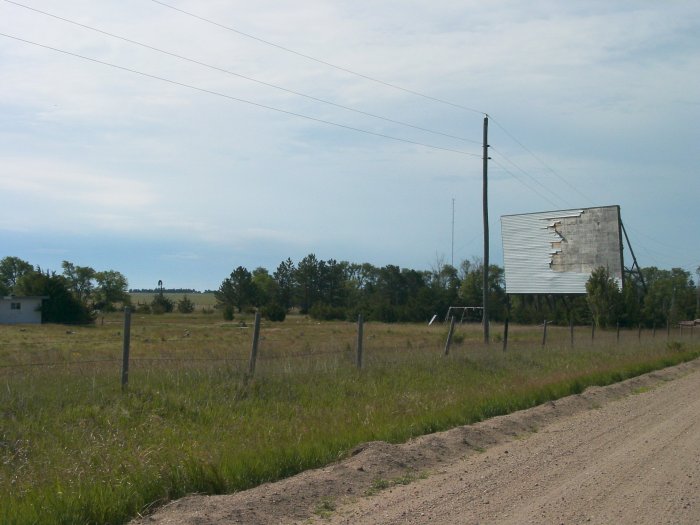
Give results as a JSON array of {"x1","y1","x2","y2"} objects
[
  {"x1": 458, "y1": 261, "x2": 506, "y2": 321},
  {"x1": 641, "y1": 267, "x2": 695, "y2": 326},
  {"x1": 585, "y1": 266, "x2": 621, "y2": 328},
  {"x1": 273, "y1": 258, "x2": 296, "y2": 310},
  {"x1": 0, "y1": 256, "x2": 33, "y2": 293},
  {"x1": 15, "y1": 269, "x2": 94, "y2": 324},
  {"x1": 251, "y1": 267, "x2": 277, "y2": 307},
  {"x1": 216, "y1": 266, "x2": 256, "y2": 313},
  {"x1": 295, "y1": 254, "x2": 322, "y2": 314},
  {"x1": 61, "y1": 260, "x2": 96, "y2": 304},
  {"x1": 93, "y1": 270, "x2": 130, "y2": 311}
]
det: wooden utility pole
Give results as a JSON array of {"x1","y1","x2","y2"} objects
[
  {"x1": 482, "y1": 115, "x2": 490, "y2": 344},
  {"x1": 451, "y1": 198, "x2": 455, "y2": 268}
]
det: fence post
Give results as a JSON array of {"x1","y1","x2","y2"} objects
[
  {"x1": 541, "y1": 320, "x2": 548, "y2": 348},
  {"x1": 653, "y1": 322, "x2": 656, "y2": 338},
  {"x1": 356, "y1": 314, "x2": 364, "y2": 369},
  {"x1": 503, "y1": 317, "x2": 509, "y2": 352},
  {"x1": 248, "y1": 312, "x2": 261, "y2": 376},
  {"x1": 591, "y1": 323, "x2": 595, "y2": 344},
  {"x1": 121, "y1": 307, "x2": 131, "y2": 391},
  {"x1": 444, "y1": 316, "x2": 456, "y2": 356},
  {"x1": 616, "y1": 322, "x2": 620, "y2": 344},
  {"x1": 667, "y1": 320, "x2": 670, "y2": 339},
  {"x1": 569, "y1": 319, "x2": 574, "y2": 348}
]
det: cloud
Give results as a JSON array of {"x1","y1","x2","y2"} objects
[
  {"x1": 0, "y1": 0, "x2": 698, "y2": 289},
  {"x1": 0, "y1": 157, "x2": 156, "y2": 231}
]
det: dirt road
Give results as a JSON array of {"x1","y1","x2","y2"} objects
[{"x1": 133, "y1": 359, "x2": 700, "y2": 525}]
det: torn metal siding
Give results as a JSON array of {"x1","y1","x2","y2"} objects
[{"x1": 501, "y1": 206, "x2": 623, "y2": 295}]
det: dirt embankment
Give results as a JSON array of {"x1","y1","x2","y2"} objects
[{"x1": 132, "y1": 359, "x2": 700, "y2": 525}]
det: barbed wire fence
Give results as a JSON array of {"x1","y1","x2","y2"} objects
[{"x1": 1, "y1": 308, "x2": 696, "y2": 393}]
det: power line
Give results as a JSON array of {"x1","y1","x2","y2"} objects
[
  {"x1": 149, "y1": 0, "x2": 487, "y2": 117},
  {"x1": 489, "y1": 157, "x2": 560, "y2": 208},
  {"x1": 3, "y1": 0, "x2": 481, "y2": 147},
  {"x1": 0, "y1": 32, "x2": 481, "y2": 157},
  {"x1": 151, "y1": 0, "x2": 600, "y2": 211},
  {"x1": 489, "y1": 145, "x2": 573, "y2": 208},
  {"x1": 489, "y1": 115, "x2": 595, "y2": 206}
]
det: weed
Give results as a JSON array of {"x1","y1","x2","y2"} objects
[
  {"x1": 314, "y1": 497, "x2": 336, "y2": 518},
  {"x1": 667, "y1": 341, "x2": 684, "y2": 352},
  {"x1": 364, "y1": 478, "x2": 391, "y2": 496},
  {"x1": 1, "y1": 314, "x2": 697, "y2": 524}
]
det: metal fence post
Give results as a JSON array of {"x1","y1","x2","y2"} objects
[{"x1": 503, "y1": 317, "x2": 509, "y2": 352}]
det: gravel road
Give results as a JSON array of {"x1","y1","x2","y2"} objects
[{"x1": 133, "y1": 359, "x2": 700, "y2": 525}]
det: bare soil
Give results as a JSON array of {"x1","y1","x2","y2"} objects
[{"x1": 132, "y1": 358, "x2": 700, "y2": 525}]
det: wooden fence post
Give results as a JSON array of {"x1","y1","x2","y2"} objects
[
  {"x1": 356, "y1": 314, "x2": 364, "y2": 369},
  {"x1": 616, "y1": 322, "x2": 620, "y2": 344},
  {"x1": 591, "y1": 323, "x2": 595, "y2": 344},
  {"x1": 570, "y1": 320, "x2": 574, "y2": 348},
  {"x1": 444, "y1": 316, "x2": 456, "y2": 356},
  {"x1": 503, "y1": 317, "x2": 509, "y2": 352},
  {"x1": 121, "y1": 307, "x2": 131, "y2": 391},
  {"x1": 541, "y1": 320, "x2": 548, "y2": 348},
  {"x1": 248, "y1": 312, "x2": 261, "y2": 376}
]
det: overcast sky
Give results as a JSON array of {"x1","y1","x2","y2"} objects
[{"x1": 1, "y1": 0, "x2": 698, "y2": 290}]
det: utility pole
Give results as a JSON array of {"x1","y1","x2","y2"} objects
[
  {"x1": 482, "y1": 115, "x2": 490, "y2": 344},
  {"x1": 696, "y1": 266, "x2": 700, "y2": 317},
  {"x1": 451, "y1": 198, "x2": 455, "y2": 268}
]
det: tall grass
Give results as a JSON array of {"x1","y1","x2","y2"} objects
[{"x1": 1, "y1": 315, "x2": 698, "y2": 524}]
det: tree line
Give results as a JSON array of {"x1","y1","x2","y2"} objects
[
  {"x1": 215, "y1": 255, "x2": 700, "y2": 327},
  {"x1": 0, "y1": 256, "x2": 129, "y2": 324},
  {"x1": 2, "y1": 253, "x2": 697, "y2": 327}
]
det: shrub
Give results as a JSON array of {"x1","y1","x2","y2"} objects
[
  {"x1": 309, "y1": 303, "x2": 346, "y2": 321},
  {"x1": 135, "y1": 303, "x2": 151, "y2": 314},
  {"x1": 177, "y1": 295, "x2": 195, "y2": 314},
  {"x1": 223, "y1": 305, "x2": 235, "y2": 321},
  {"x1": 262, "y1": 302, "x2": 286, "y2": 322},
  {"x1": 151, "y1": 294, "x2": 174, "y2": 314}
]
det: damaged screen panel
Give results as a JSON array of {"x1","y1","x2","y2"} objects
[{"x1": 501, "y1": 206, "x2": 624, "y2": 294}]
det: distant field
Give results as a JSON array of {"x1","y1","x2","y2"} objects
[
  {"x1": 129, "y1": 292, "x2": 218, "y2": 309},
  {"x1": 1, "y1": 314, "x2": 698, "y2": 525}
]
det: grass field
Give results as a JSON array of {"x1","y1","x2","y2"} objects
[
  {"x1": 129, "y1": 292, "x2": 218, "y2": 311},
  {"x1": 1, "y1": 313, "x2": 698, "y2": 524}
]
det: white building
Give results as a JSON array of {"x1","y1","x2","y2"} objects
[{"x1": 0, "y1": 296, "x2": 46, "y2": 324}]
